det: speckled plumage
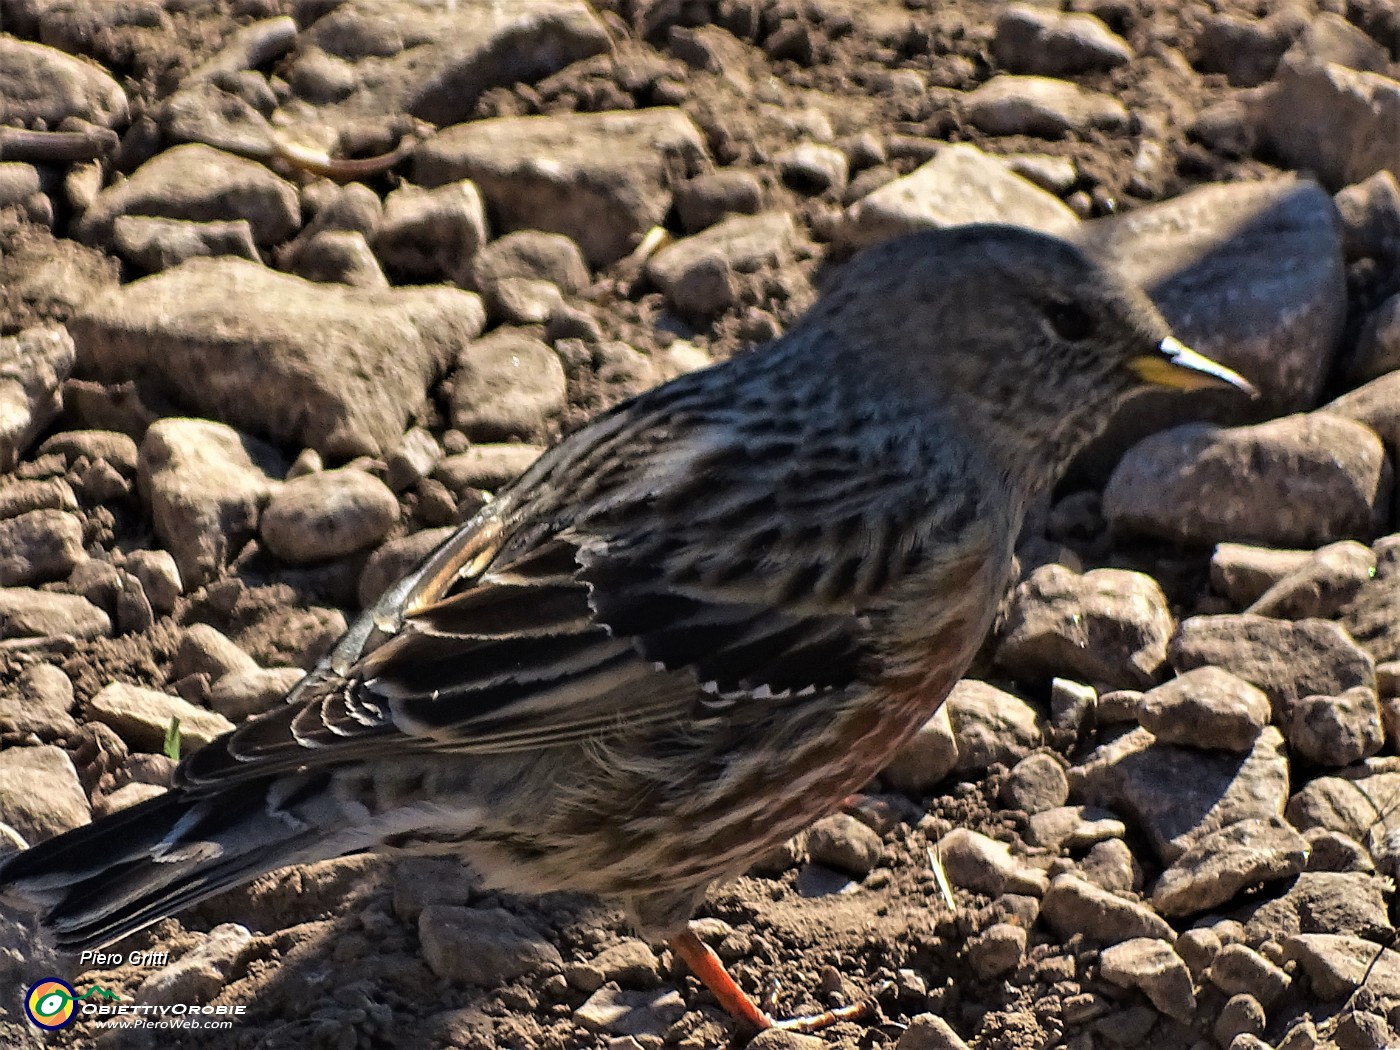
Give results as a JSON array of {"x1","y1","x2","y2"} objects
[{"x1": 1, "y1": 225, "x2": 1246, "y2": 1026}]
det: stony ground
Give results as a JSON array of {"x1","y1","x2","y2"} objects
[{"x1": 0, "y1": 1, "x2": 1398, "y2": 1048}]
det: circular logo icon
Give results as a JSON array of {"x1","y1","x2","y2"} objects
[{"x1": 24, "y1": 978, "x2": 76, "y2": 1030}]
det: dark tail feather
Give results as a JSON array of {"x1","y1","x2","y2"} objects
[{"x1": 0, "y1": 777, "x2": 333, "y2": 952}]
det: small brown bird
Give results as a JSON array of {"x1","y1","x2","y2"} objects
[{"x1": 0, "y1": 225, "x2": 1252, "y2": 1032}]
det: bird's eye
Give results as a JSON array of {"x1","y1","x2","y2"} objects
[{"x1": 1045, "y1": 302, "x2": 1096, "y2": 342}]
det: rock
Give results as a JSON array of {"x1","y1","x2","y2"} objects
[
  {"x1": 290, "y1": 230, "x2": 387, "y2": 288},
  {"x1": 451, "y1": 330, "x2": 566, "y2": 443},
  {"x1": 1099, "y1": 939, "x2": 1196, "y2": 1023},
  {"x1": 1151, "y1": 817, "x2": 1310, "y2": 917},
  {"x1": 358, "y1": 526, "x2": 454, "y2": 606},
  {"x1": 38, "y1": 430, "x2": 139, "y2": 475},
  {"x1": 111, "y1": 216, "x2": 261, "y2": 274},
  {"x1": 1282, "y1": 12, "x2": 1391, "y2": 74},
  {"x1": 415, "y1": 109, "x2": 707, "y2": 266},
  {"x1": 73, "y1": 258, "x2": 485, "y2": 459},
  {"x1": 1077, "y1": 179, "x2": 1345, "y2": 417},
  {"x1": 1170, "y1": 615, "x2": 1375, "y2": 713},
  {"x1": 471, "y1": 231, "x2": 590, "y2": 310},
  {"x1": 945, "y1": 679, "x2": 1041, "y2": 774},
  {"x1": 992, "y1": 5, "x2": 1132, "y2": 75},
  {"x1": 1351, "y1": 294, "x2": 1400, "y2": 383},
  {"x1": 0, "y1": 327, "x2": 76, "y2": 473},
  {"x1": 1247, "y1": 540, "x2": 1376, "y2": 619},
  {"x1": 282, "y1": 0, "x2": 609, "y2": 128},
  {"x1": 0, "y1": 37, "x2": 128, "y2": 128},
  {"x1": 94, "y1": 781, "x2": 166, "y2": 817},
  {"x1": 675, "y1": 171, "x2": 764, "y2": 234},
  {"x1": 937, "y1": 827, "x2": 1048, "y2": 897},
  {"x1": 434, "y1": 444, "x2": 543, "y2": 494},
  {"x1": 88, "y1": 682, "x2": 232, "y2": 754},
  {"x1": 1072, "y1": 726, "x2": 1290, "y2": 865},
  {"x1": 574, "y1": 984, "x2": 685, "y2": 1036},
  {"x1": 961, "y1": 75, "x2": 1130, "y2": 138},
  {"x1": 777, "y1": 143, "x2": 848, "y2": 196},
  {"x1": 646, "y1": 212, "x2": 796, "y2": 320},
  {"x1": 419, "y1": 905, "x2": 563, "y2": 984},
  {"x1": 805, "y1": 814, "x2": 883, "y2": 877},
  {"x1": 138, "y1": 924, "x2": 254, "y2": 1006},
  {"x1": 1193, "y1": 9, "x2": 1303, "y2": 87},
  {"x1": 1258, "y1": 60, "x2": 1400, "y2": 191},
  {"x1": 0, "y1": 163, "x2": 48, "y2": 225},
  {"x1": 260, "y1": 468, "x2": 399, "y2": 564},
  {"x1": 996, "y1": 565, "x2": 1173, "y2": 690},
  {"x1": 0, "y1": 663, "x2": 78, "y2": 737},
  {"x1": 1333, "y1": 170, "x2": 1400, "y2": 262},
  {"x1": 1104, "y1": 415, "x2": 1389, "y2": 548},
  {"x1": 1326, "y1": 370, "x2": 1400, "y2": 451},
  {"x1": 895, "y1": 1014, "x2": 971, "y2": 1050},
  {"x1": 0, "y1": 510, "x2": 84, "y2": 586},
  {"x1": 0, "y1": 478, "x2": 79, "y2": 521},
  {"x1": 1282, "y1": 932, "x2": 1400, "y2": 1000},
  {"x1": 374, "y1": 181, "x2": 488, "y2": 286},
  {"x1": 123, "y1": 548, "x2": 182, "y2": 615},
  {"x1": 76, "y1": 144, "x2": 299, "y2": 248},
  {"x1": 841, "y1": 143, "x2": 1078, "y2": 249},
  {"x1": 966, "y1": 922, "x2": 1026, "y2": 979},
  {"x1": 1286, "y1": 769, "x2": 1400, "y2": 846},
  {"x1": 1282, "y1": 686, "x2": 1385, "y2": 767},
  {"x1": 1341, "y1": 536, "x2": 1400, "y2": 663},
  {"x1": 0, "y1": 744, "x2": 90, "y2": 843},
  {"x1": 0, "y1": 587, "x2": 110, "y2": 639},
  {"x1": 1137, "y1": 667, "x2": 1271, "y2": 753},
  {"x1": 1208, "y1": 943, "x2": 1293, "y2": 1008},
  {"x1": 882, "y1": 705, "x2": 958, "y2": 792},
  {"x1": 208, "y1": 666, "x2": 304, "y2": 722},
  {"x1": 174, "y1": 623, "x2": 259, "y2": 682},
  {"x1": 1001, "y1": 753, "x2": 1069, "y2": 813},
  {"x1": 1041, "y1": 874, "x2": 1175, "y2": 944},
  {"x1": 1080, "y1": 838, "x2": 1140, "y2": 894},
  {"x1": 585, "y1": 942, "x2": 662, "y2": 990},
  {"x1": 138, "y1": 418, "x2": 280, "y2": 587},
  {"x1": 1026, "y1": 806, "x2": 1125, "y2": 852},
  {"x1": 1246, "y1": 871, "x2": 1388, "y2": 943}
]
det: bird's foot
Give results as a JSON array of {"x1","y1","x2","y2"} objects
[{"x1": 667, "y1": 928, "x2": 881, "y2": 1036}]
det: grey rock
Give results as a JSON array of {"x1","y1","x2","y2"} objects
[
  {"x1": 88, "y1": 681, "x2": 234, "y2": 753},
  {"x1": 123, "y1": 548, "x2": 182, "y2": 615},
  {"x1": 1104, "y1": 415, "x2": 1390, "y2": 548},
  {"x1": 1208, "y1": 943, "x2": 1293, "y2": 1008},
  {"x1": 574, "y1": 983, "x2": 686, "y2": 1037},
  {"x1": 841, "y1": 143, "x2": 1079, "y2": 249},
  {"x1": 1175, "y1": 927, "x2": 1222, "y2": 978},
  {"x1": 0, "y1": 510, "x2": 83, "y2": 587},
  {"x1": 175, "y1": 623, "x2": 259, "y2": 682},
  {"x1": 1210, "y1": 543, "x2": 1316, "y2": 607},
  {"x1": 1072, "y1": 726, "x2": 1290, "y2": 864},
  {"x1": 208, "y1": 666, "x2": 303, "y2": 722},
  {"x1": 1246, "y1": 871, "x2": 1388, "y2": 943},
  {"x1": 0, "y1": 587, "x2": 110, "y2": 640},
  {"x1": 138, "y1": 418, "x2": 280, "y2": 587},
  {"x1": 646, "y1": 212, "x2": 796, "y2": 320},
  {"x1": 1351, "y1": 293, "x2": 1400, "y2": 383},
  {"x1": 419, "y1": 905, "x2": 563, "y2": 984},
  {"x1": 1151, "y1": 816, "x2": 1309, "y2": 917},
  {"x1": 881, "y1": 705, "x2": 958, "y2": 793},
  {"x1": 0, "y1": 478, "x2": 80, "y2": 523},
  {"x1": 1281, "y1": 932, "x2": 1400, "y2": 1000},
  {"x1": 962, "y1": 75, "x2": 1130, "y2": 138},
  {"x1": 0, "y1": 327, "x2": 75, "y2": 474},
  {"x1": 777, "y1": 143, "x2": 848, "y2": 196},
  {"x1": 0, "y1": 663, "x2": 77, "y2": 737},
  {"x1": 894, "y1": 1014, "x2": 970, "y2": 1050},
  {"x1": 1080, "y1": 838, "x2": 1140, "y2": 895},
  {"x1": 260, "y1": 468, "x2": 399, "y2": 564},
  {"x1": 938, "y1": 827, "x2": 1048, "y2": 897},
  {"x1": 1326, "y1": 369, "x2": 1400, "y2": 451},
  {"x1": 283, "y1": 0, "x2": 609, "y2": 128},
  {"x1": 358, "y1": 527, "x2": 454, "y2": 607},
  {"x1": 996, "y1": 565, "x2": 1173, "y2": 690},
  {"x1": 805, "y1": 814, "x2": 883, "y2": 877},
  {"x1": 1340, "y1": 535, "x2": 1400, "y2": 663},
  {"x1": 1282, "y1": 12, "x2": 1391, "y2": 75},
  {"x1": 451, "y1": 330, "x2": 566, "y2": 443},
  {"x1": 0, "y1": 744, "x2": 90, "y2": 844},
  {"x1": 1078, "y1": 180, "x2": 1345, "y2": 417},
  {"x1": 1138, "y1": 667, "x2": 1271, "y2": 753},
  {"x1": 993, "y1": 5, "x2": 1132, "y2": 75},
  {"x1": 1282, "y1": 686, "x2": 1385, "y2": 768},
  {"x1": 138, "y1": 923, "x2": 254, "y2": 1006},
  {"x1": 1285, "y1": 769, "x2": 1400, "y2": 847},
  {"x1": 434, "y1": 444, "x2": 543, "y2": 495},
  {"x1": 1257, "y1": 60, "x2": 1400, "y2": 191},
  {"x1": 1247, "y1": 540, "x2": 1376, "y2": 620},
  {"x1": 1170, "y1": 614, "x2": 1375, "y2": 713},
  {"x1": 999, "y1": 153, "x2": 1078, "y2": 194},
  {"x1": 38, "y1": 430, "x2": 139, "y2": 475},
  {"x1": 966, "y1": 922, "x2": 1027, "y2": 979},
  {"x1": 111, "y1": 216, "x2": 260, "y2": 274},
  {"x1": 159, "y1": 79, "x2": 276, "y2": 160},
  {"x1": 1194, "y1": 9, "x2": 1303, "y2": 87},
  {"x1": 415, "y1": 108, "x2": 707, "y2": 266},
  {"x1": 73, "y1": 258, "x2": 484, "y2": 459},
  {"x1": 1041, "y1": 873, "x2": 1175, "y2": 944},
  {"x1": 0, "y1": 36, "x2": 128, "y2": 128},
  {"x1": 1026, "y1": 805, "x2": 1124, "y2": 852},
  {"x1": 374, "y1": 181, "x2": 488, "y2": 286},
  {"x1": 1099, "y1": 938, "x2": 1196, "y2": 1023},
  {"x1": 76, "y1": 144, "x2": 299, "y2": 248},
  {"x1": 1333, "y1": 170, "x2": 1400, "y2": 262},
  {"x1": 946, "y1": 679, "x2": 1041, "y2": 774},
  {"x1": 675, "y1": 170, "x2": 764, "y2": 234},
  {"x1": 1001, "y1": 752, "x2": 1069, "y2": 813},
  {"x1": 290, "y1": 230, "x2": 387, "y2": 288}
]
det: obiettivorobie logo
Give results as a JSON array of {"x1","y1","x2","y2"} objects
[{"x1": 24, "y1": 978, "x2": 120, "y2": 1030}]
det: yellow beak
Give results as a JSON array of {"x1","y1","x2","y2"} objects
[{"x1": 1129, "y1": 337, "x2": 1259, "y2": 397}]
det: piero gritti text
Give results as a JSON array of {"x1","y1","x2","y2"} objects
[{"x1": 78, "y1": 949, "x2": 170, "y2": 967}]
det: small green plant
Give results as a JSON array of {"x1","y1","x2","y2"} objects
[{"x1": 162, "y1": 717, "x2": 182, "y2": 763}]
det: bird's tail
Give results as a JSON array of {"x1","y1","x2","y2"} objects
[{"x1": 0, "y1": 775, "x2": 342, "y2": 952}]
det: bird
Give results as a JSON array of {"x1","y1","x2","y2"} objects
[{"x1": 0, "y1": 224, "x2": 1254, "y2": 1033}]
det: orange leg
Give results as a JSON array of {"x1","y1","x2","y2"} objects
[{"x1": 668, "y1": 927, "x2": 877, "y2": 1034}]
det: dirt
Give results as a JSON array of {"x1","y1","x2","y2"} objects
[{"x1": 0, "y1": 1, "x2": 1395, "y2": 1049}]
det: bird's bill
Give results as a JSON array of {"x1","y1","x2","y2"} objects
[{"x1": 1129, "y1": 337, "x2": 1259, "y2": 397}]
